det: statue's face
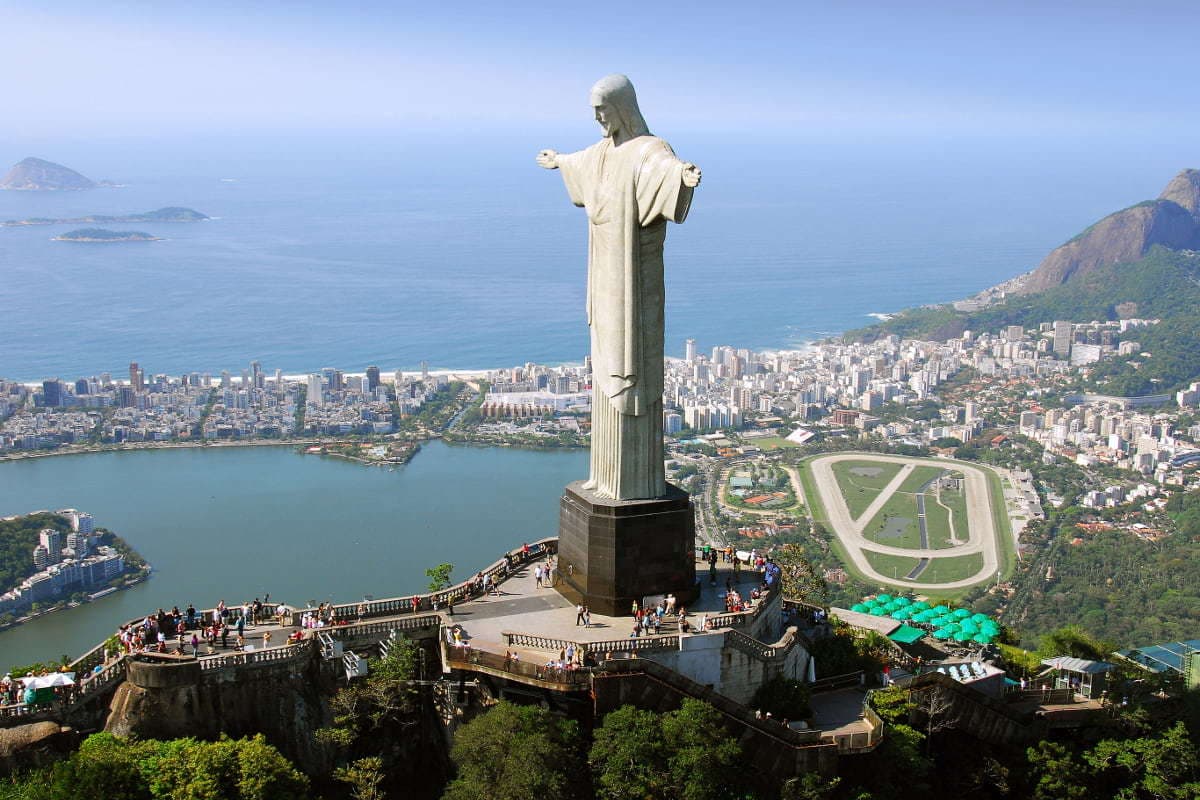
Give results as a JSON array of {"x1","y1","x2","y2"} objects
[{"x1": 594, "y1": 104, "x2": 617, "y2": 138}]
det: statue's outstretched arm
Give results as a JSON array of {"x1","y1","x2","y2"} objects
[{"x1": 536, "y1": 149, "x2": 559, "y2": 170}]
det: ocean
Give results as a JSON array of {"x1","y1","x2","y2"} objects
[{"x1": 2, "y1": 129, "x2": 1194, "y2": 382}]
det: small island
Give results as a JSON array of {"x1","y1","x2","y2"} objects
[
  {"x1": 1, "y1": 157, "x2": 99, "y2": 191},
  {"x1": 3, "y1": 207, "x2": 208, "y2": 227},
  {"x1": 54, "y1": 228, "x2": 160, "y2": 242}
]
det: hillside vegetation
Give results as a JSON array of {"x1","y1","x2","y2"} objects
[{"x1": 851, "y1": 248, "x2": 1200, "y2": 394}]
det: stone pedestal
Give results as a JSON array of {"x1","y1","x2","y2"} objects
[{"x1": 556, "y1": 480, "x2": 697, "y2": 617}]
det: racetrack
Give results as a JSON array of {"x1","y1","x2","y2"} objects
[{"x1": 809, "y1": 453, "x2": 1002, "y2": 591}]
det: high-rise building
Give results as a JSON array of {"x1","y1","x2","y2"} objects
[
  {"x1": 33, "y1": 545, "x2": 48, "y2": 570},
  {"x1": 306, "y1": 374, "x2": 324, "y2": 407},
  {"x1": 1052, "y1": 321, "x2": 1072, "y2": 357},
  {"x1": 41, "y1": 379, "x2": 64, "y2": 407},
  {"x1": 220, "y1": 370, "x2": 231, "y2": 389},
  {"x1": 74, "y1": 378, "x2": 90, "y2": 396},
  {"x1": 250, "y1": 360, "x2": 262, "y2": 389},
  {"x1": 684, "y1": 338, "x2": 696, "y2": 363},
  {"x1": 366, "y1": 366, "x2": 381, "y2": 391},
  {"x1": 39, "y1": 528, "x2": 64, "y2": 562},
  {"x1": 420, "y1": 361, "x2": 430, "y2": 381},
  {"x1": 129, "y1": 362, "x2": 143, "y2": 392}
]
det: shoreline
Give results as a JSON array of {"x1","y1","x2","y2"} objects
[
  {"x1": 0, "y1": 570, "x2": 152, "y2": 636},
  {"x1": 0, "y1": 438, "x2": 319, "y2": 463}
]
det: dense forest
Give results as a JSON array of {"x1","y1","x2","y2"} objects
[
  {"x1": 849, "y1": 248, "x2": 1200, "y2": 394},
  {"x1": 0, "y1": 513, "x2": 70, "y2": 591}
]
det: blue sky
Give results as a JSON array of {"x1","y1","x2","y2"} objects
[{"x1": 4, "y1": 1, "x2": 1199, "y2": 139}]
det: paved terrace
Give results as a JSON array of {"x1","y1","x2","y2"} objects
[{"x1": 446, "y1": 555, "x2": 773, "y2": 662}]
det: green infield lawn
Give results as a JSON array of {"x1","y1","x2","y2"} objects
[
  {"x1": 864, "y1": 551, "x2": 922, "y2": 581},
  {"x1": 914, "y1": 552, "x2": 986, "y2": 584},
  {"x1": 832, "y1": 459, "x2": 905, "y2": 520}
]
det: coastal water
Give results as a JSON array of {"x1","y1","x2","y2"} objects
[
  {"x1": 2, "y1": 130, "x2": 1195, "y2": 381},
  {"x1": 0, "y1": 441, "x2": 587, "y2": 665}
]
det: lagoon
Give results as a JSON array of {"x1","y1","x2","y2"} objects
[{"x1": 0, "y1": 441, "x2": 586, "y2": 666}]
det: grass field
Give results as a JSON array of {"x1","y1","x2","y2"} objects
[
  {"x1": 921, "y1": 499, "x2": 959, "y2": 549},
  {"x1": 913, "y1": 552, "x2": 986, "y2": 584},
  {"x1": 897, "y1": 465, "x2": 947, "y2": 493},
  {"x1": 831, "y1": 459, "x2": 905, "y2": 520},
  {"x1": 862, "y1": 493, "x2": 923, "y2": 549},
  {"x1": 864, "y1": 551, "x2": 922, "y2": 581}
]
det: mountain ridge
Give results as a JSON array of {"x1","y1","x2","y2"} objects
[{"x1": 1019, "y1": 169, "x2": 1200, "y2": 293}]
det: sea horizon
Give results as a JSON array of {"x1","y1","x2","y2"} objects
[{"x1": 3, "y1": 129, "x2": 1198, "y2": 382}]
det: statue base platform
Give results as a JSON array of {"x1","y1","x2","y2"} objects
[{"x1": 555, "y1": 480, "x2": 697, "y2": 618}]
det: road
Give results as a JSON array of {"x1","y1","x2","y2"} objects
[{"x1": 808, "y1": 453, "x2": 1001, "y2": 591}]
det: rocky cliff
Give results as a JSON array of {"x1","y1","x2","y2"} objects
[
  {"x1": 1020, "y1": 169, "x2": 1200, "y2": 293},
  {"x1": 1, "y1": 157, "x2": 96, "y2": 190}
]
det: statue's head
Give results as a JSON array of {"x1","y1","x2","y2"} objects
[{"x1": 590, "y1": 74, "x2": 649, "y2": 141}]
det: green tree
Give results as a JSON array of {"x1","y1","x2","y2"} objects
[
  {"x1": 1026, "y1": 741, "x2": 1088, "y2": 800},
  {"x1": 48, "y1": 733, "x2": 150, "y2": 800},
  {"x1": 590, "y1": 698, "x2": 744, "y2": 800},
  {"x1": 335, "y1": 756, "x2": 387, "y2": 800},
  {"x1": 1084, "y1": 722, "x2": 1200, "y2": 799},
  {"x1": 589, "y1": 705, "x2": 664, "y2": 800},
  {"x1": 442, "y1": 701, "x2": 586, "y2": 800},
  {"x1": 779, "y1": 773, "x2": 841, "y2": 800},
  {"x1": 425, "y1": 563, "x2": 454, "y2": 593}
]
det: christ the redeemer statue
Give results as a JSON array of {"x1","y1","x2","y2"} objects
[{"x1": 538, "y1": 74, "x2": 701, "y2": 501}]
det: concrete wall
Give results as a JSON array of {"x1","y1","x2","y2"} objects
[{"x1": 648, "y1": 625, "x2": 812, "y2": 706}]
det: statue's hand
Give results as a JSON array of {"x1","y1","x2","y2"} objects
[
  {"x1": 536, "y1": 149, "x2": 560, "y2": 170},
  {"x1": 681, "y1": 163, "x2": 702, "y2": 188}
]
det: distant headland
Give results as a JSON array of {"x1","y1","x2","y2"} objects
[
  {"x1": 0, "y1": 157, "x2": 117, "y2": 191},
  {"x1": 3, "y1": 207, "x2": 208, "y2": 228},
  {"x1": 53, "y1": 228, "x2": 160, "y2": 243}
]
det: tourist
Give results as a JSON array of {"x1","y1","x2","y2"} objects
[
  {"x1": 535, "y1": 565, "x2": 544, "y2": 588},
  {"x1": 546, "y1": 558, "x2": 555, "y2": 585},
  {"x1": 236, "y1": 613, "x2": 245, "y2": 640},
  {"x1": 263, "y1": 631, "x2": 272, "y2": 649},
  {"x1": 583, "y1": 606, "x2": 591, "y2": 627},
  {"x1": 666, "y1": 593, "x2": 676, "y2": 615},
  {"x1": 576, "y1": 604, "x2": 585, "y2": 626},
  {"x1": 566, "y1": 643, "x2": 576, "y2": 664},
  {"x1": 190, "y1": 633, "x2": 200, "y2": 657},
  {"x1": 357, "y1": 602, "x2": 367, "y2": 622},
  {"x1": 631, "y1": 600, "x2": 639, "y2": 616},
  {"x1": 220, "y1": 624, "x2": 229, "y2": 649}
]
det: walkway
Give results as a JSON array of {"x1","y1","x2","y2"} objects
[{"x1": 445, "y1": 557, "x2": 770, "y2": 664}]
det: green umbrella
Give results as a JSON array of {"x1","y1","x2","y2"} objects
[
  {"x1": 911, "y1": 601, "x2": 931, "y2": 611},
  {"x1": 914, "y1": 610, "x2": 937, "y2": 623},
  {"x1": 933, "y1": 628, "x2": 952, "y2": 639},
  {"x1": 981, "y1": 621, "x2": 1001, "y2": 633},
  {"x1": 932, "y1": 615, "x2": 953, "y2": 628},
  {"x1": 953, "y1": 631, "x2": 972, "y2": 642},
  {"x1": 953, "y1": 608, "x2": 972, "y2": 619},
  {"x1": 876, "y1": 594, "x2": 893, "y2": 603},
  {"x1": 943, "y1": 622, "x2": 961, "y2": 633},
  {"x1": 883, "y1": 601, "x2": 901, "y2": 613},
  {"x1": 869, "y1": 607, "x2": 886, "y2": 616},
  {"x1": 894, "y1": 597, "x2": 912, "y2": 607},
  {"x1": 971, "y1": 613, "x2": 989, "y2": 623},
  {"x1": 851, "y1": 604, "x2": 869, "y2": 613},
  {"x1": 959, "y1": 621, "x2": 978, "y2": 635},
  {"x1": 932, "y1": 605, "x2": 950, "y2": 614},
  {"x1": 891, "y1": 609, "x2": 911, "y2": 620},
  {"x1": 973, "y1": 634, "x2": 993, "y2": 645}
]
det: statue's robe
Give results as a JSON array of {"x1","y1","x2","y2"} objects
[{"x1": 557, "y1": 135, "x2": 694, "y2": 500}]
